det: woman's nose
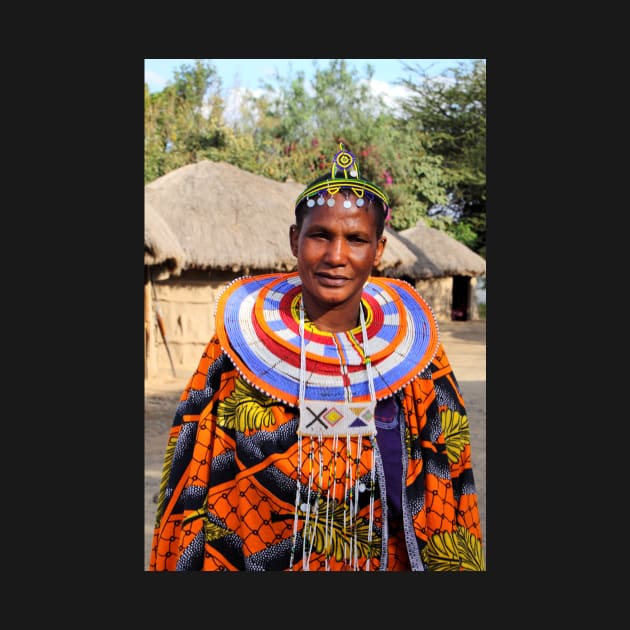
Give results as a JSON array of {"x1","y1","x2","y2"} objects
[{"x1": 325, "y1": 237, "x2": 346, "y2": 263}]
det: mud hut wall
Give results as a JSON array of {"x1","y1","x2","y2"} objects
[
  {"x1": 145, "y1": 282, "x2": 157, "y2": 379},
  {"x1": 149, "y1": 270, "x2": 238, "y2": 376},
  {"x1": 413, "y1": 276, "x2": 482, "y2": 322},
  {"x1": 468, "y1": 276, "x2": 480, "y2": 321},
  {"x1": 414, "y1": 277, "x2": 453, "y2": 322}
]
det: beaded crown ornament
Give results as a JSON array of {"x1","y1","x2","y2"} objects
[{"x1": 295, "y1": 143, "x2": 390, "y2": 216}]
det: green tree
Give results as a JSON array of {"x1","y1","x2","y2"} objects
[
  {"x1": 144, "y1": 59, "x2": 484, "y2": 256},
  {"x1": 144, "y1": 60, "x2": 230, "y2": 183},
  {"x1": 243, "y1": 58, "x2": 450, "y2": 229},
  {"x1": 397, "y1": 59, "x2": 486, "y2": 255}
]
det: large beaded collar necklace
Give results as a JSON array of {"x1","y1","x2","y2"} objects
[{"x1": 215, "y1": 272, "x2": 439, "y2": 409}]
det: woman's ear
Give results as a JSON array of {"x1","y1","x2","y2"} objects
[
  {"x1": 289, "y1": 224, "x2": 299, "y2": 256},
  {"x1": 373, "y1": 236, "x2": 386, "y2": 267}
]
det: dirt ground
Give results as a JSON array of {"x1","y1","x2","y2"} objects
[{"x1": 144, "y1": 319, "x2": 486, "y2": 570}]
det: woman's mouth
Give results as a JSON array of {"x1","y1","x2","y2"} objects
[{"x1": 316, "y1": 273, "x2": 348, "y2": 287}]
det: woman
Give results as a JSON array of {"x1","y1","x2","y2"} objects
[{"x1": 149, "y1": 145, "x2": 485, "y2": 571}]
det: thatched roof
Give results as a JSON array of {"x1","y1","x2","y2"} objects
[
  {"x1": 144, "y1": 161, "x2": 486, "y2": 281},
  {"x1": 387, "y1": 220, "x2": 486, "y2": 279},
  {"x1": 377, "y1": 227, "x2": 419, "y2": 274},
  {"x1": 144, "y1": 198, "x2": 186, "y2": 278},
  {"x1": 145, "y1": 161, "x2": 305, "y2": 273},
  {"x1": 144, "y1": 160, "x2": 423, "y2": 277}
]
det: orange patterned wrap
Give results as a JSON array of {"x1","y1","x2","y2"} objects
[{"x1": 149, "y1": 275, "x2": 484, "y2": 571}]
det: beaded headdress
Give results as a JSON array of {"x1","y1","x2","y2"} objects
[{"x1": 295, "y1": 143, "x2": 390, "y2": 216}]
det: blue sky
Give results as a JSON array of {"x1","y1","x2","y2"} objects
[{"x1": 144, "y1": 58, "x2": 478, "y2": 95}]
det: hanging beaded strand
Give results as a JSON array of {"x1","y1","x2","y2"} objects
[{"x1": 291, "y1": 298, "x2": 377, "y2": 571}]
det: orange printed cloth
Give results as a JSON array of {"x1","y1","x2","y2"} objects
[
  {"x1": 149, "y1": 342, "x2": 484, "y2": 571},
  {"x1": 149, "y1": 274, "x2": 484, "y2": 571}
]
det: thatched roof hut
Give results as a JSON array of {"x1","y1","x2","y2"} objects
[
  {"x1": 388, "y1": 221, "x2": 486, "y2": 279},
  {"x1": 379, "y1": 226, "x2": 419, "y2": 274},
  {"x1": 144, "y1": 160, "x2": 418, "y2": 275},
  {"x1": 144, "y1": 198, "x2": 186, "y2": 279},
  {"x1": 378, "y1": 220, "x2": 486, "y2": 324},
  {"x1": 145, "y1": 161, "x2": 304, "y2": 273}
]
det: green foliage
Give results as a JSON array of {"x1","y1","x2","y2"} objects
[
  {"x1": 397, "y1": 59, "x2": 486, "y2": 254},
  {"x1": 144, "y1": 59, "x2": 230, "y2": 183},
  {"x1": 144, "y1": 59, "x2": 486, "y2": 259},
  {"x1": 240, "y1": 59, "x2": 452, "y2": 230}
]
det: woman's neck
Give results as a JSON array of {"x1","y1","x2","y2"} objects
[{"x1": 301, "y1": 296, "x2": 362, "y2": 333}]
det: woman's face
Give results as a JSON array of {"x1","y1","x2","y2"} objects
[{"x1": 290, "y1": 191, "x2": 386, "y2": 330}]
